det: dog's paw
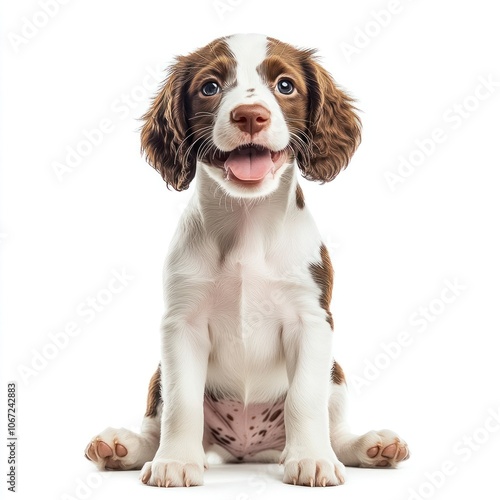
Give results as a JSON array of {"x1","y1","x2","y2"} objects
[
  {"x1": 140, "y1": 459, "x2": 204, "y2": 487},
  {"x1": 358, "y1": 429, "x2": 410, "y2": 468},
  {"x1": 85, "y1": 427, "x2": 151, "y2": 471},
  {"x1": 282, "y1": 457, "x2": 345, "y2": 487}
]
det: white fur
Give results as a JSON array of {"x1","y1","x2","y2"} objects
[{"x1": 142, "y1": 158, "x2": 345, "y2": 485}]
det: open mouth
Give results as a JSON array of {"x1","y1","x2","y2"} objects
[{"x1": 211, "y1": 144, "x2": 287, "y2": 185}]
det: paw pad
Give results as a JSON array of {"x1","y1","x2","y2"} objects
[
  {"x1": 85, "y1": 437, "x2": 129, "y2": 470},
  {"x1": 359, "y1": 430, "x2": 409, "y2": 468}
]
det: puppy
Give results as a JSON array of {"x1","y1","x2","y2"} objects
[{"x1": 85, "y1": 33, "x2": 409, "y2": 487}]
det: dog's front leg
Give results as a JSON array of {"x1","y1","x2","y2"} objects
[
  {"x1": 281, "y1": 315, "x2": 345, "y2": 487},
  {"x1": 140, "y1": 317, "x2": 210, "y2": 487}
]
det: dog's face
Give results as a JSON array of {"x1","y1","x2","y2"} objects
[{"x1": 141, "y1": 34, "x2": 361, "y2": 198}]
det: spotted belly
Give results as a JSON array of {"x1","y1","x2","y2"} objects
[{"x1": 203, "y1": 394, "x2": 285, "y2": 460}]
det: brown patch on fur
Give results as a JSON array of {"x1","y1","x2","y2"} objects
[
  {"x1": 145, "y1": 365, "x2": 162, "y2": 417},
  {"x1": 295, "y1": 184, "x2": 305, "y2": 209},
  {"x1": 141, "y1": 37, "x2": 236, "y2": 191},
  {"x1": 300, "y1": 54, "x2": 362, "y2": 182},
  {"x1": 331, "y1": 361, "x2": 345, "y2": 385},
  {"x1": 309, "y1": 244, "x2": 334, "y2": 329}
]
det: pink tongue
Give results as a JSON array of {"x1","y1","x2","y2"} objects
[{"x1": 225, "y1": 148, "x2": 274, "y2": 181}]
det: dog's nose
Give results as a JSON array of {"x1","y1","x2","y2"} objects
[{"x1": 231, "y1": 104, "x2": 270, "y2": 135}]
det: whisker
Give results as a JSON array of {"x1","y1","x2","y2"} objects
[
  {"x1": 177, "y1": 129, "x2": 213, "y2": 164},
  {"x1": 188, "y1": 112, "x2": 216, "y2": 121},
  {"x1": 197, "y1": 138, "x2": 219, "y2": 163},
  {"x1": 175, "y1": 125, "x2": 214, "y2": 161}
]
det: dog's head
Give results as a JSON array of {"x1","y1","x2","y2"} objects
[{"x1": 141, "y1": 34, "x2": 361, "y2": 198}]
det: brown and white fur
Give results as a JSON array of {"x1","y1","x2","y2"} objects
[{"x1": 84, "y1": 34, "x2": 409, "y2": 487}]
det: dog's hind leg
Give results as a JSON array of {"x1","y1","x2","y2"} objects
[
  {"x1": 328, "y1": 362, "x2": 410, "y2": 468},
  {"x1": 84, "y1": 367, "x2": 161, "y2": 471}
]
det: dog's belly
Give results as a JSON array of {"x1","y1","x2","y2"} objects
[
  {"x1": 204, "y1": 283, "x2": 288, "y2": 461},
  {"x1": 203, "y1": 394, "x2": 286, "y2": 460},
  {"x1": 203, "y1": 261, "x2": 290, "y2": 458}
]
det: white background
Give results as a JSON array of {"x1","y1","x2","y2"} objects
[{"x1": 1, "y1": 0, "x2": 500, "y2": 499}]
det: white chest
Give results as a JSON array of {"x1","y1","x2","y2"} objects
[
  {"x1": 164, "y1": 178, "x2": 324, "y2": 403},
  {"x1": 205, "y1": 255, "x2": 291, "y2": 403}
]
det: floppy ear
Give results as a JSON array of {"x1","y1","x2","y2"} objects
[
  {"x1": 298, "y1": 58, "x2": 361, "y2": 182},
  {"x1": 140, "y1": 57, "x2": 196, "y2": 191}
]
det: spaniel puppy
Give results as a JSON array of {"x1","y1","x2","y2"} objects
[{"x1": 85, "y1": 34, "x2": 409, "y2": 487}]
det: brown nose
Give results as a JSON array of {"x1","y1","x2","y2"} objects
[{"x1": 231, "y1": 104, "x2": 270, "y2": 135}]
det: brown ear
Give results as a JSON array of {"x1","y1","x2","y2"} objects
[
  {"x1": 298, "y1": 58, "x2": 361, "y2": 182},
  {"x1": 140, "y1": 57, "x2": 196, "y2": 191}
]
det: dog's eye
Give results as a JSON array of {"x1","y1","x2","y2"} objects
[
  {"x1": 276, "y1": 79, "x2": 294, "y2": 95},
  {"x1": 201, "y1": 81, "x2": 220, "y2": 96}
]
